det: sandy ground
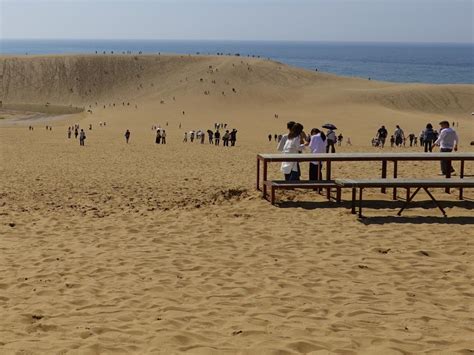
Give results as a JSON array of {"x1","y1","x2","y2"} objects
[{"x1": 0, "y1": 55, "x2": 473, "y2": 354}]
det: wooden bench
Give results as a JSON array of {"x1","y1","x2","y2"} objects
[
  {"x1": 335, "y1": 178, "x2": 474, "y2": 218},
  {"x1": 263, "y1": 180, "x2": 341, "y2": 205}
]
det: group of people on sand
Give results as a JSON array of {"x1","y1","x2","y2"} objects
[
  {"x1": 183, "y1": 128, "x2": 238, "y2": 146},
  {"x1": 269, "y1": 131, "x2": 350, "y2": 148},
  {"x1": 375, "y1": 122, "x2": 459, "y2": 157},
  {"x1": 67, "y1": 124, "x2": 86, "y2": 145},
  {"x1": 276, "y1": 121, "x2": 336, "y2": 181}
]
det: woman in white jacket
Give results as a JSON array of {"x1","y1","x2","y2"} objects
[{"x1": 281, "y1": 123, "x2": 305, "y2": 181}]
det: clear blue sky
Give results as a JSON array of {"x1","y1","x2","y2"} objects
[{"x1": 1, "y1": 0, "x2": 473, "y2": 43}]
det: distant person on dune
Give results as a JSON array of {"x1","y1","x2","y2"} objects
[
  {"x1": 155, "y1": 130, "x2": 161, "y2": 144},
  {"x1": 214, "y1": 130, "x2": 220, "y2": 145},
  {"x1": 337, "y1": 133, "x2": 343, "y2": 146},
  {"x1": 161, "y1": 130, "x2": 167, "y2": 144},
  {"x1": 390, "y1": 135, "x2": 395, "y2": 147},
  {"x1": 208, "y1": 130, "x2": 214, "y2": 144},
  {"x1": 268, "y1": 134, "x2": 272, "y2": 142},
  {"x1": 79, "y1": 129, "x2": 86, "y2": 146},
  {"x1": 376, "y1": 125, "x2": 388, "y2": 148},
  {"x1": 223, "y1": 130, "x2": 230, "y2": 146},
  {"x1": 125, "y1": 129, "x2": 131, "y2": 144},
  {"x1": 394, "y1": 125, "x2": 405, "y2": 147},
  {"x1": 230, "y1": 129, "x2": 237, "y2": 146},
  {"x1": 74, "y1": 127, "x2": 79, "y2": 139},
  {"x1": 67, "y1": 127, "x2": 72, "y2": 139},
  {"x1": 183, "y1": 132, "x2": 188, "y2": 142}
]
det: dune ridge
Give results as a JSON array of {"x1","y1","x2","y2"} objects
[{"x1": 1, "y1": 54, "x2": 473, "y2": 115}]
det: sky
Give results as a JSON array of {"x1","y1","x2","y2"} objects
[{"x1": 1, "y1": 0, "x2": 473, "y2": 43}]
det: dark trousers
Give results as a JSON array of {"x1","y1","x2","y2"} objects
[
  {"x1": 80, "y1": 139, "x2": 85, "y2": 146},
  {"x1": 309, "y1": 163, "x2": 322, "y2": 180},
  {"x1": 285, "y1": 170, "x2": 300, "y2": 181},
  {"x1": 440, "y1": 148, "x2": 453, "y2": 175},
  {"x1": 424, "y1": 140, "x2": 432, "y2": 152},
  {"x1": 162, "y1": 138, "x2": 166, "y2": 144},
  {"x1": 215, "y1": 138, "x2": 219, "y2": 145},
  {"x1": 326, "y1": 140, "x2": 336, "y2": 153}
]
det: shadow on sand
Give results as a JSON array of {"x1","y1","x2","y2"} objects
[{"x1": 277, "y1": 198, "x2": 474, "y2": 225}]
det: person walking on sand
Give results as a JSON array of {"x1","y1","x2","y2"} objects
[
  {"x1": 200, "y1": 131, "x2": 205, "y2": 144},
  {"x1": 155, "y1": 129, "x2": 161, "y2": 144},
  {"x1": 222, "y1": 130, "x2": 230, "y2": 146},
  {"x1": 281, "y1": 123, "x2": 305, "y2": 181},
  {"x1": 161, "y1": 130, "x2": 167, "y2": 144},
  {"x1": 423, "y1": 123, "x2": 436, "y2": 152},
  {"x1": 74, "y1": 127, "x2": 79, "y2": 139},
  {"x1": 390, "y1": 135, "x2": 395, "y2": 147},
  {"x1": 183, "y1": 131, "x2": 188, "y2": 142},
  {"x1": 67, "y1": 127, "x2": 72, "y2": 139},
  {"x1": 79, "y1": 129, "x2": 86, "y2": 146},
  {"x1": 326, "y1": 128, "x2": 337, "y2": 153},
  {"x1": 376, "y1": 125, "x2": 388, "y2": 148},
  {"x1": 434, "y1": 120, "x2": 459, "y2": 176},
  {"x1": 268, "y1": 134, "x2": 272, "y2": 142},
  {"x1": 214, "y1": 130, "x2": 220, "y2": 146},
  {"x1": 208, "y1": 130, "x2": 214, "y2": 144},
  {"x1": 230, "y1": 129, "x2": 237, "y2": 146},
  {"x1": 394, "y1": 125, "x2": 404, "y2": 147},
  {"x1": 337, "y1": 133, "x2": 343, "y2": 146},
  {"x1": 125, "y1": 129, "x2": 131, "y2": 144}
]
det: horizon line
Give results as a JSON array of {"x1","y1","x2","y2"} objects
[{"x1": 2, "y1": 38, "x2": 473, "y2": 45}]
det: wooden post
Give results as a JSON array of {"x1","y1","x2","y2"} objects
[
  {"x1": 358, "y1": 188, "x2": 364, "y2": 218},
  {"x1": 263, "y1": 160, "x2": 268, "y2": 198},
  {"x1": 351, "y1": 188, "x2": 356, "y2": 214},
  {"x1": 326, "y1": 160, "x2": 332, "y2": 200},
  {"x1": 445, "y1": 157, "x2": 451, "y2": 194},
  {"x1": 381, "y1": 160, "x2": 387, "y2": 193},
  {"x1": 256, "y1": 156, "x2": 260, "y2": 191},
  {"x1": 459, "y1": 160, "x2": 465, "y2": 200},
  {"x1": 392, "y1": 160, "x2": 398, "y2": 200}
]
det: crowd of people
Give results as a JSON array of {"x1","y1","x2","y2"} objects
[
  {"x1": 183, "y1": 127, "x2": 238, "y2": 146},
  {"x1": 278, "y1": 120, "x2": 460, "y2": 181},
  {"x1": 374, "y1": 121, "x2": 460, "y2": 153}
]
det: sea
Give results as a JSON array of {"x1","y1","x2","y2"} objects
[{"x1": 1, "y1": 39, "x2": 473, "y2": 84}]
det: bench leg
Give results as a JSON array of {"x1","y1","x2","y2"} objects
[
  {"x1": 262, "y1": 161, "x2": 268, "y2": 199},
  {"x1": 326, "y1": 161, "x2": 332, "y2": 200},
  {"x1": 256, "y1": 157, "x2": 261, "y2": 191},
  {"x1": 392, "y1": 160, "x2": 398, "y2": 200},
  {"x1": 397, "y1": 187, "x2": 421, "y2": 216},
  {"x1": 358, "y1": 188, "x2": 364, "y2": 218},
  {"x1": 423, "y1": 187, "x2": 447, "y2": 217},
  {"x1": 381, "y1": 160, "x2": 387, "y2": 193},
  {"x1": 336, "y1": 187, "x2": 341, "y2": 203},
  {"x1": 351, "y1": 188, "x2": 356, "y2": 214},
  {"x1": 459, "y1": 160, "x2": 464, "y2": 200},
  {"x1": 271, "y1": 186, "x2": 276, "y2": 205}
]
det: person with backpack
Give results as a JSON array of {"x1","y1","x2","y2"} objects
[
  {"x1": 394, "y1": 125, "x2": 405, "y2": 147},
  {"x1": 423, "y1": 123, "x2": 436, "y2": 152},
  {"x1": 326, "y1": 128, "x2": 337, "y2": 153},
  {"x1": 79, "y1": 129, "x2": 86, "y2": 146},
  {"x1": 376, "y1": 125, "x2": 388, "y2": 148}
]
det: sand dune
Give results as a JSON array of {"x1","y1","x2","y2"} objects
[{"x1": 0, "y1": 54, "x2": 473, "y2": 354}]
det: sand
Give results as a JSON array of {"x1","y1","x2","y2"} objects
[{"x1": 0, "y1": 54, "x2": 473, "y2": 354}]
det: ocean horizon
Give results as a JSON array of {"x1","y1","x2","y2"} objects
[{"x1": 1, "y1": 39, "x2": 473, "y2": 84}]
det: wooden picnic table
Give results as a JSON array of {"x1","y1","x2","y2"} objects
[
  {"x1": 335, "y1": 178, "x2": 474, "y2": 217},
  {"x1": 256, "y1": 152, "x2": 474, "y2": 200}
]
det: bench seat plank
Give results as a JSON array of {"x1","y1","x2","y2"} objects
[{"x1": 335, "y1": 178, "x2": 474, "y2": 188}]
